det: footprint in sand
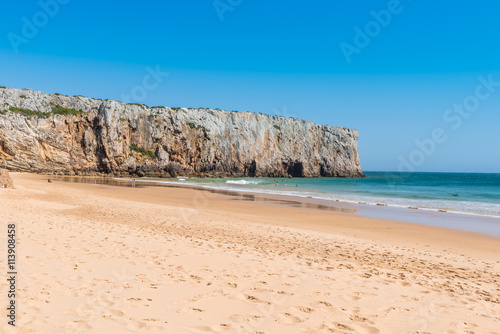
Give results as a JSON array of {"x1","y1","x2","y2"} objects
[
  {"x1": 291, "y1": 306, "x2": 315, "y2": 314},
  {"x1": 397, "y1": 280, "x2": 411, "y2": 286},
  {"x1": 350, "y1": 324, "x2": 380, "y2": 334},
  {"x1": 317, "y1": 322, "x2": 355, "y2": 332},
  {"x1": 176, "y1": 307, "x2": 206, "y2": 314},
  {"x1": 341, "y1": 294, "x2": 361, "y2": 301},
  {"x1": 311, "y1": 300, "x2": 332, "y2": 308},
  {"x1": 229, "y1": 314, "x2": 264, "y2": 322},
  {"x1": 126, "y1": 320, "x2": 147, "y2": 331},
  {"x1": 278, "y1": 312, "x2": 304, "y2": 325},
  {"x1": 109, "y1": 309, "x2": 125, "y2": 317},
  {"x1": 64, "y1": 320, "x2": 93, "y2": 332},
  {"x1": 19, "y1": 315, "x2": 34, "y2": 326},
  {"x1": 188, "y1": 325, "x2": 217, "y2": 333}
]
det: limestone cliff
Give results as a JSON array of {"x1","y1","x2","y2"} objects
[{"x1": 0, "y1": 87, "x2": 364, "y2": 178}]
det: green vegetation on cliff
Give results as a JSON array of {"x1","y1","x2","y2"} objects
[
  {"x1": 130, "y1": 143, "x2": 156, "y2": 159},
  {"x1": 51, "y1": 105, "x2": 85, "y2": 116},
  {"x1": 9, "y1": 106, "x2": 48, "y2": 118},
  {"x1": 5, "y1": 105, "x2": 86, "y2": 118}
]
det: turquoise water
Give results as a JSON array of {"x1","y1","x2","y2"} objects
[{"x1": 138, "y1": 172, "x2": 500, "y2": 218}]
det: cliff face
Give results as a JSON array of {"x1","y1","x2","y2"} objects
[{"x1": 0, "y1": 88, "x2": 364, "y2": 178}]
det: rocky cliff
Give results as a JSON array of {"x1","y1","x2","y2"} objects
[{"x1": 0, "y1": 87, "x2": 364, "y2": 178}]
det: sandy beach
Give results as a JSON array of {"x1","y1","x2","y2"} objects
[{"x1": 0, "y1": 173, "x2": 499, "y2": 334}]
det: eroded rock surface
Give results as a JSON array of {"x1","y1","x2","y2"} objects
[{"x1": 0, "y1": 88, "x2": 364, "y2": 177}]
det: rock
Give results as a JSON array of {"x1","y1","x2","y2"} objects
[
  {"x1": 0, "y1": 169, "x2": 13, "y2": 188},
  {"x1": 156, "y1": 146, "x2": 169, "y2": 162},
  {"x1": 0, "y1": 87, "x2": 365, "y2": 178}
]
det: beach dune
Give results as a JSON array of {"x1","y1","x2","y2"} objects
[{"x1": 0, "y1": 173, "x2": 499, "y2": 333}]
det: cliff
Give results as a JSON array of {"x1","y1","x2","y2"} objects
[{"x1": 0, "y1": 87, "x2": 364, "y2": 178}]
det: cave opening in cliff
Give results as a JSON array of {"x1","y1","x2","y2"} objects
[
  {"x1": 287, "y1": 162, "x2": 304, "y2": 177},
  {"x1": 245, "y1": 160, "x2": 257, "y2": 177}
]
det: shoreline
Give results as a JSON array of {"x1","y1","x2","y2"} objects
[
  {"x1": 1, "y1": 172, "x2": 499, "y2": 333},
  {"x1": 9, "y1": 173, "x2": 500, "y2": 258},
  {"x1": 54, "y1": 174, "x2": 500, "y2": 238},
  {"x1": 44, "y1": 173, "x2": 500, "y2": 253}
]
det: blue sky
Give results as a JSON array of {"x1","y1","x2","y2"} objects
[{"x1": 1, "y1": 0, "x2": 499, "y2": 172}]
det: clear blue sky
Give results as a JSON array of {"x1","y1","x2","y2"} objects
[{"x1": 1, "y1": 0, "x2": 499, "y2": 172}]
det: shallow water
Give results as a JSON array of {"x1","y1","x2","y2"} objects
[
  {"x1": 134, "y1": 172, "x2": 500, "y2": 218},
  {"x1": 54, "y1": 173, "x2": 500, "y2": 237}
]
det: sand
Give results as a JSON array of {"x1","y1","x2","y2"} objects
[{"x1": 0, "y1": 173, "x2": 499, "y2": 334}]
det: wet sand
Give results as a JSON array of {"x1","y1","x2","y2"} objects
[
  {"x1": 55, "y1": 175, "x2": 500, "y2": 237},
  {"x1": 0, "y1": 173, "x2": 499, "y2": 333}
]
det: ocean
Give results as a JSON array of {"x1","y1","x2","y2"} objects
[{"x1": 137, "y1": 172, "x2": 500, "y2": 219}]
